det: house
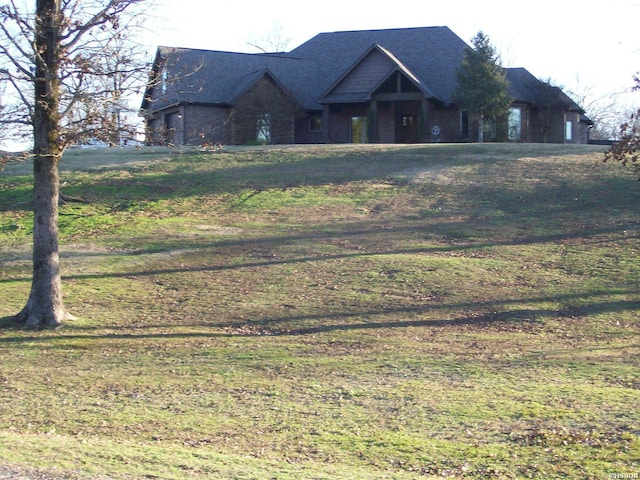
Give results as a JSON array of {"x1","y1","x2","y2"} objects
[{"x1": 141, "y1": 26, "x2": 592, "y2": 146}]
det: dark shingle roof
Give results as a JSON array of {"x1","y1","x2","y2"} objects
[
  {"x1": 143, "y1": 27, "x2": 470, "y2": 113},
  {"x1": 289, "y1": 26, "x2": 469, "y2": 107},
  {"x1": 142, "y1": 27, "x2": 587, "y2": 117},
  {"x1": 143, "y1": 47, "x2": 307, "y2": 111},
  {"x1": 505, "y1": 67, "x2": 585, "y2": 113}
]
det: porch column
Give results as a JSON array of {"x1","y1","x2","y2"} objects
[
  {"x1": 322, "y1": 104, "x2": 331, "y2": 143},
  {"x1": 369, "y1": 100, "x2": 378, "y2": 143},
  {"x1": 177, "y1": 105, "x2": 185, "y2": 145},
  {"x1": 419, "y1": 98, "x2": 428, "y2": 143}
]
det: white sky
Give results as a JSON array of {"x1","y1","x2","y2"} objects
[{"x1": 148, "y1": 0, "x2": 640, "y2": 106}]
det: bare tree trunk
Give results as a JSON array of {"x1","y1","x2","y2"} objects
[
  {"x1": 14, "y1": 0, "x2": 73, "y2": 328},
  {"x1": 15, "y1": 155, "x2": 73, "y2": 327}
]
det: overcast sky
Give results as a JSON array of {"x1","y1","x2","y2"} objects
[{"x1": 146, "y1": 0, "x2": 639, "y2": 106}]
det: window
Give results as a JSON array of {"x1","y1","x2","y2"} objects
[
  {"x1": 351, "y1": 116, "x2": 367, "y2": 143},
  {"x1": 161, "y1": 69, "x2": 167, "y2": 94},
  {"x1": 257, "y1": 113, "x2": 271, "y2": 144},
  {"x1": 308, "y1": 116, "x2": 322, "y2": 132},
  {"x1": 460, "y1": 110, "x2": 469, "y2": 139},
  {"x1": 565, "y1": 120, "x2": 573, "y2": 142},
  {"x1": 508, "y1": 108, "x2": 522, "y2": 141}
]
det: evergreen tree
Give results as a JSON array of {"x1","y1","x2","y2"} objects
[{"x1": 454, "y1": 31, "x2": 512, "y2": 142}]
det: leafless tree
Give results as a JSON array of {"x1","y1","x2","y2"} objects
[
  {"x1": 246, "y1": 23, "x2": 291, "y2": 53},
  {"x1": 0, "y1": 0, "x2": 151, "y2": 328},
  {"x1": 604, "y1": 75, "x2": 640, "y2": 180},
  {"x1": 565, "y1": 79, "x2": 628, "y2": 141},
  {"x1": 66, "y1": 34, "x2": 150, "y2": 146}
]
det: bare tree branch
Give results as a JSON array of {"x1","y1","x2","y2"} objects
[
  {"x1": 1, "y1": 0, "x2": 154, "y2": 327},
  {"x1": 604, "y1": 75, "x2": 640, "y2": 180},
  {"x1": 0, "y1": 0, "x2": 152, "y2": 147}
]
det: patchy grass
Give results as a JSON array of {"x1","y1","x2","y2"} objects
[{"x1": 0, "y1": 143, "x2": 638, "y2": 479}]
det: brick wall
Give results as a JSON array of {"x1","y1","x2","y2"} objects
[
  {"x1": 183, "y1": 105, "x2": 232, "y2": 145},
  {"x1": 232, "y1": 76, "x2": 297, "y2": 145}
]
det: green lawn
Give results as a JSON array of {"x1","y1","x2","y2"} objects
[{"x1": 0, "y1": 143, "x2": 638, "y2": 479}]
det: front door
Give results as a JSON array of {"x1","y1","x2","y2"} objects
[{"x1": 399, "y1": 114, "x2": 417, "y2": 143}]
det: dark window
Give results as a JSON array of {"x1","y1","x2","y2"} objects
[{"x1": 309, "y1": 116, "x2": 322, "y2": 132}]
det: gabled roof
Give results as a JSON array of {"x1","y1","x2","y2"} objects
[
  {"x1": 142, "y1": 27, "x2": 588, "y2": 118},
  {"x1": 142, "y1": 27, "x2": 470, "y2": 114},
  {"x1": 141, "y1": 46, "x2": 305, "y2": 112},
  {"x1": 505, "y1": 67, "x2": 586, "y2": 114},
  {"x1": 290, "y1": 26, "x2": 468, "y2": 107},
  {"x1": 318, "y1": 44, "x2": 436, "y2": 104},
  {"x1": 226, "y1": 68, "x2": 297, "y2": 105},
  {"x1": 376, "y1": 44, "x2": 424, "y2": 88}
]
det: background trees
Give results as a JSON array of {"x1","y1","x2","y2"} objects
[
  {"x1": 0, "y1": 0, "x2": 150, "y2": 328},
  {"x1": 604, "y1": 75, "x2": 640, "y2": 179},
  {"x1": 454, "y1": 31, "x2": 512, "y2": 143},
  {"x1": 245, "y1": 23, "x2": 291, "y2": 53}
]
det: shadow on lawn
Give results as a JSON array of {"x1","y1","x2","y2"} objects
[
  {"x1": 1, "y1": 146, "x2": 636, "y2": 340},
  {"x1": 0, "y1": 145, "x2": 466, "y2": 213},
  {"x1": 0, "y1": 316, "x2": 17, "y2": 329},
  {"x1": 260, "y1": 301, "x2": 640, "y2": 336},
  {"x1": 0, "y1": 144, "x2": 613, "y2": 214},
  {"x1": 214, "y1": 290, "x2": 640, "y2": 337},
  {"x1": 0, "y1": 290, "x2": 637, "y2": 341},
  {"x1": 1, "y1": 212, "x2": 638, "y2": 285}
]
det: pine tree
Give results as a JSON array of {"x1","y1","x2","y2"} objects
[{"x1": 454, "y1": 31, "x2": 512, "y2": 142}]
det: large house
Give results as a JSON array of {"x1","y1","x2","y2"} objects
[{"x1": 141, "y1": 26, "x2": 592, "y2": 146}]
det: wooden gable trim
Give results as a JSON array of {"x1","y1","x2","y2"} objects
[
  {"x1": 227, "y1": 68, "x2": 300, "y2": 110},
  {"x1": 318, "y1": 44, "x2": 435, "y2": 105},
  {"x1": 330, "y1": 48, "x2": 395, "y2": 97}
]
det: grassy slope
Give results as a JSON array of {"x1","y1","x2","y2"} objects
[{"x1": 0, "y1": 144, "x2": 638, "y2": 479}]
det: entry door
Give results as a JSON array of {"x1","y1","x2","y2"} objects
[{"x1": 399, "y1": 114, "x2": 417, "y2": 143}]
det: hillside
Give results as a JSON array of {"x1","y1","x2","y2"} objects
[{"x1": 0, "y1": 144, "x2": 638, "y2": 479}]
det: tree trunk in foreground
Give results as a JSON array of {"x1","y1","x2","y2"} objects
[
  {"x1": 14, "y1": 0, "x2": 73, "y2": 328},
  {"x1": 14, "y1": 154, "x2": 74, "y2": 328}
]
